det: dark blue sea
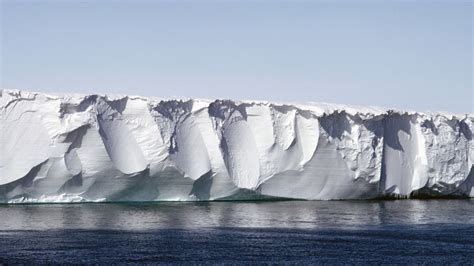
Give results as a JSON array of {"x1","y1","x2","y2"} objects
[{"x1": 0, "y1": 200, "x2": 473, "y2": 264}]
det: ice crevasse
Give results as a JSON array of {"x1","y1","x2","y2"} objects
[{"x1": 0, "y1": 89, "x2": 473, "y2": 203}]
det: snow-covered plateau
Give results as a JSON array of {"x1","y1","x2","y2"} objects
[{"x1": 1, "y1": 89, "x2": 473, "y2": 203}]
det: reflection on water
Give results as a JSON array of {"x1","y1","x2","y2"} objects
[{"x1": 0, "y1": 200, "x2": 472, "y2": 231}]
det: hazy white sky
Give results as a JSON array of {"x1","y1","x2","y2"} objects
[{"x1": 1, "y1": 0, "x2": 472, "y2": 113}]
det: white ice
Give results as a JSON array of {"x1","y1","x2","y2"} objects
[{"x1": 0, "y1": 89, "x2": 472, "y2": 202}]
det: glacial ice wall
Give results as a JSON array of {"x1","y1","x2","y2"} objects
[{"x1": 0, "y1": 89, "x2": 473, "y2": 203}]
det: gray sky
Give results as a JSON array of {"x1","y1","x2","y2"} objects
[{"x1": 1, "y1": 0, "x2": 472, "y2": 113}]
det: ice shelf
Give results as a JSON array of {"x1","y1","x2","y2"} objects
[{"x1": 1, "y1": 89, "x2": 472, "y2": 203}]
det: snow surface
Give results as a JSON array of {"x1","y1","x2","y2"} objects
[{"x1": 1, "y1": 89, "x2": 473, "y2": 203}]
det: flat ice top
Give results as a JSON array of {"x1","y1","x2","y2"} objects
[{"x1": 0, "y1": 88, "x2": 471, "y2": 118}]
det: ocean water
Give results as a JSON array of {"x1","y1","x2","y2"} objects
[{"x1": 0, "y1": 200, "x2": 472, "y2": 264}]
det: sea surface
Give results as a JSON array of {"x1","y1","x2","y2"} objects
[{"x1": 0, "y1": 199, "x2": 472, "y2": 264}]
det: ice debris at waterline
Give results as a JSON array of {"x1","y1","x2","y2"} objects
[{"x1": 0, "y1": 89, "x2": 473, "y2": 203}]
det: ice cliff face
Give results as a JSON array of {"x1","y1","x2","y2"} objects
[{"x1": 1, "y1": 89, "x2": 473, "y2": 203}]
